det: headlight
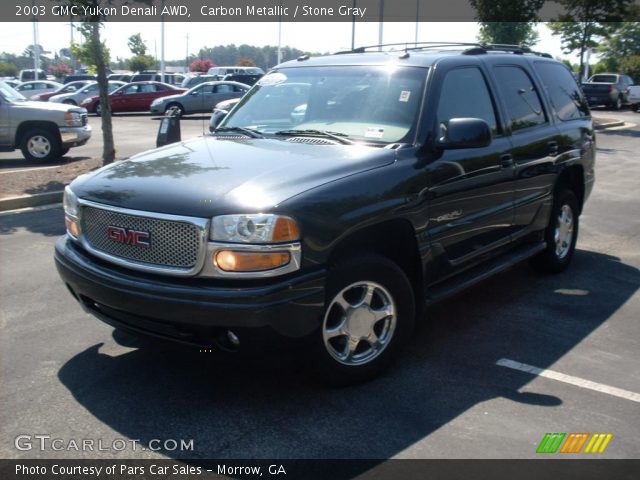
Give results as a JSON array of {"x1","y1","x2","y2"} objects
[
  {"x1": 211, "y1": 214, "x2": 300, "y2": 244},
  {"x1": 63, "y1": 186, "x2": 78, "y2": 216},
  {"x1": 64, "y1": 111, "x2": 83, "y2": 126},
  {"x1": 63, "y1": 186, "x2": 80, "y2": 239}
]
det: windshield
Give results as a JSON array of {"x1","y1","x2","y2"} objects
[
  {"x1": 0, "y1": 81, "x2": 26, "y2": 101},
  {"x1": 221, "y1": 65, "x2": 427, "y2": 144}
]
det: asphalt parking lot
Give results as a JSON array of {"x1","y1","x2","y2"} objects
[{"x1": 0, "y1": 111, "x2": 639, "y2": 463}]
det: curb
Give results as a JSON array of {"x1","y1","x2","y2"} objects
[
  {"x1": 594, "y1": 120, "x2": 625, "y2": 130},
  {"x1": 0, "y1": 191, "x2": 63, "y2": 212}
]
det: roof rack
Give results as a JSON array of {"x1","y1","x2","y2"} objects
[{"x1": 334, "y1": 42, "x2": 553, "y2": 58}]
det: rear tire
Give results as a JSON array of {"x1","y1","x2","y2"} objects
[
  {"x1": 313, "y1": 253, "x2": 415, "y2": 385},
  {"x1": 95, "y1": 102, "x2": 102, "y2": 116},
  {"x1": 20, "y1": 128, "x2": 62, "y2": 162},
  {"x1": 530, "y1": 188, "x2": 579, "y2": 273},
  {"x1": 611, "y1": 96, "x2": 622, "y2": 111}
]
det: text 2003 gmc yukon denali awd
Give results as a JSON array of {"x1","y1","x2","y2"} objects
[{"x1": 55, "y1": 44, "x2": 595, "y2": 384}]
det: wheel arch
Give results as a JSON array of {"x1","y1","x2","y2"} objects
[
  {"x1": 15, "y1": 121, "x2": 61, "y2": 148},
  {"x1": 555, "y1": 164, "x2": 585, "y2": 214},
  {"x1": 327, "y1": 219, "x2": 424, "y2": 310}
]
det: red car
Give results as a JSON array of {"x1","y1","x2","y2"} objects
[{"x1": 80, "y1": 81, "x2": 186, "y2": 115}]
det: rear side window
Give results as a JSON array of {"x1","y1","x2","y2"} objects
[
  {"x1": 534, "y1": 62, "x2": 589, "y2": 120},
  {"x1": 437, "y1": 67, "x2": 498, "y2": 134},
  {"x1": 493, "y1": 66, "x2": 546, "y2": 132}
]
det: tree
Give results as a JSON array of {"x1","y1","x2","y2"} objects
[
  {"x1": 619, "y1": 55, "x2": 640, "y2": 82},
  {"x1": 237, "y1": 57, "x2": 257, "y2": 67},
  {"x1": 470, "y1": 1, "x2": 545, "y2": 46},
  {"x1": 49, "y1": 63, "x2": 73, "y2": 80},
  {"x1": 0, "y1": 62, "x2": 17, "y2": 77},
  {"x1": 548, "y1": 0, "x2": 634, "y2": 79},
  {"x1": 189, "y1": 59, "x2": 214, "y2": 72},
  {"x1": 598, "y1": 22, "x2": 640, "y2": 72},
  {"x1": 127, "y1": 33, "x2": 147, "y2": 56},
  {"x1": 128, "y1": 54, "x2": 155, "y2": 72}
]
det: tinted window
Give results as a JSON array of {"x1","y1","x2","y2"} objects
[
  {"x1": 215, "y1": 84, "x2": 234, "y2": 93},
  {"x1": 534, "y1": 62, "x2": 589, "y2": 120},
  {"x1": 493, "y1": 66, "x2": 546, "y2": 131},
  {"x1": 437, "y1": 67, "x2": 498, "y2": 134},
  {"x1": 590, "y1": 75, "x2": 617, "y2": 83}
]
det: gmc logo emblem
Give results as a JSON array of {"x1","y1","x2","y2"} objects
[{"x1": 107, "y1": 226, "x2": 150, "y2": 248}]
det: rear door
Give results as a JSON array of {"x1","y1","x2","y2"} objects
[
  {"x1": 490, "y1": 63, "x2": 562, "y2": 238},
  {"x1": 425, "y1": 64, "x2": 515, "y2": 268}
]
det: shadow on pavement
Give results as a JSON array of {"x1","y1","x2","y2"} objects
[{"x1": 56, "y1": 249, "x2": 639, "y2": 462}]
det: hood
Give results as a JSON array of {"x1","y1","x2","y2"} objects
[
  {"x1": 72, "y1": 136, "x2": 396, "y2": 218},
  {"x1": 11, "y1": 100, "x2": 85, "y2": 113}
]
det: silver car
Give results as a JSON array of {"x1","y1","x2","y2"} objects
[
  {"x1": 150, "y1": 81, "x2": 249, "y2": 116},
  {"x1": 50, "y1": 81, "x2": 126, "y2": 106},
  {"x1": 15, "y1": 80, "x2": 63, "y2": 99}
]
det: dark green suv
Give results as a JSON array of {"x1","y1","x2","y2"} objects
[{"x1": 55, "y1": 44, "x2": 595, "y2": 384}]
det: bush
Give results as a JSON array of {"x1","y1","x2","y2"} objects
[
  {"x1": 189, "y1": 59, "x2": 214, "y2": 73},
  {"x1": 48, "y1": 63, "x2": 72, "y2": 79},
  {"x1": 619, "y1": 55, "x2": 640, "y2": 84},
  {"x1": 0, "y1": 62, "x2": 17, "y2": 77},
  {"x1": 127, "y1": 55, "x2": 156, "y2": 73}
]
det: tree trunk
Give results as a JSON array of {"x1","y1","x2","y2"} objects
[{"x1": 90, "y1": 22, "x2": 115, "y2": 166}]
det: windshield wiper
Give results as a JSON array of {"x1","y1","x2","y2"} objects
[
  {"x1": 275, "y1": 129, "x2": 354, "y2": 145},
  {"x1": 214, "y1": 126, "x2": 264, "y2": 138}
]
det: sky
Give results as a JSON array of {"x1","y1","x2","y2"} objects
[{"x1": 0, "y1": 21, "x2": 584, "y2": 68}]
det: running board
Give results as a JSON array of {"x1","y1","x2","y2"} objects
[{"x1": 425, "y1": 241, "x2": 547, "y2": 305}]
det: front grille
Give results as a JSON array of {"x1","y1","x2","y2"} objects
[
  {"x1": 81, "y1": 206, "x2": 202, "y2": 270},
  {"x1": 81, "y1": 113, "x2": 88, "y2": 126}
]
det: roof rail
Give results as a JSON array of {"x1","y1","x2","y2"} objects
[
  {"x1": 334, "y1": 42, "x2": 552, "y2": 58},
  {"x1": 334, "y1": 42, "x2": 479, "y2": 55}
]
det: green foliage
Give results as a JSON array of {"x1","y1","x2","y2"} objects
[
  {"x1": 127, "y1": 54, "x2": 155, "y2": 72},
  {"x1": 598, "y1": 22, "x2": 640, "y2": 72},
  {"x1": 477, "y1": 22, "x2": 540, "y2": 46},
  {"x1": 619, "y1": 55, "x2": 640, "y2": 82},
  {"x1": 70, "y1": 29, "x2": 110, "y2": 70},
  {"x1": 127, "y1": 33, "x2": 147, "y2": 56},
  {"x1": 549, "y1": 1, "x2": 635, "y2": 76},
  {"x1": 195, "y1": 44, "x2": 317, "y2": 71},
  {"x1": 0, "y1": 62, "x2": 18, "y2": 77}
]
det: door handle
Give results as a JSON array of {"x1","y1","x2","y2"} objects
[
  {"x1": 548, "y1": 141, "x2": 559, "y2": 155},
  {"x1": 500, "y1": 154, "x2": 514, "y2": 168}
]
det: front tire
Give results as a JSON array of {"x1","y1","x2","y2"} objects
[
  {"x1": 314, "y1": 254, "x2": 415, "y2": 385},
  {"x1": 165, "y1": 103, "x2": 185, "y2": 116},
  {"x1": 95, "y1": 102, "x2": 102, "y2": 116},
  {"x1": 530, "y1": 188, "x2": 579, "y2": 273},
  {"x1": 20, "y1": 128, "x2": 61, "y2": 162}
]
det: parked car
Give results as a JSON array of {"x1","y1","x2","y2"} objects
[
  {"x1": 150, "y1": 81, "x2": 249, "y2": 115},
  {"x1": 18, "y1": 69, "x2": 46, "y2": 82},
  {"x1": 582, "y1": 73, "x2": 634, "y2": 110},
  {"x1": 108, "y1": 73, "x2": 132, "y2": 82},
  {"x1": 63, "y1": 74, "x2": 97, "y2": 84},
  {"x1": 208, "y1": 97, "x2": 241, "y2": 131},
  {"x1": 222, "y1": 73, "x2": 263, "y2": 86},
  {"x1": 55, "y1": 44, "x2": 595, "y2": 384},
  {"x1": 207, "y1": 66, "x2": 264, "y2": 76},
  {"x1": 0, "y1": 81, "x2": 91, "y2": 161},
  {"x1": 130, "y1": 72, "x2": 185, "y2": 86},
  {"x1": 2, "y1": 79, "x2": 21, "y2": 89},
  {"x1": 30, "y1": 80, "x2": 94, "y2": 102},
  {"x1": 15, "y1": 80, "x2": 63, "y2": 99},
  {"x1": 181, "y1": 74, "x2": 217, "y2": 89},
  {"x1": 50, "y1": 81, "x2": 126, "y2": 105},
  {"x1": 626, "y1": 85, "x2": 640, "y2": 111},
  {"x1": 80, "y1": 81, "x2": 186, "y2": 115}
]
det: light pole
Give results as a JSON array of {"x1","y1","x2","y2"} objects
[
  {"x1": 277, "y1": 1, "x2": 282, "y2": 65},
  {"x1": 378, "y1": 0, "x2": 384, "y2": 50},
  {"x1": 351, "y1": 0, "x2": 356, "y2": 50},
  {"x1": 415, "y1": 0, "x2": 420, "y2": 45}
]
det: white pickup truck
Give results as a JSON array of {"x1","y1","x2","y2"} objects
[{"x1": 627, "y1": 85, "x2": 640, "y2": 111}]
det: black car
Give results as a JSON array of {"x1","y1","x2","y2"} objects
[{"x1": 55, "y1": 43, "x2": 595, "y2": 384}]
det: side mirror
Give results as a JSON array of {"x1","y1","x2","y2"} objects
[{"x1": 437, "y1": 118, "x2": 492, "y2": 149}]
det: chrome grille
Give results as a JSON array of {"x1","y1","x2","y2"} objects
[
  {"x1": 81, "y1": 113, "x2": 88, "y2": 126},
  {"x1": 81, "y1": 205, "x2": 202, "y2": 270}
]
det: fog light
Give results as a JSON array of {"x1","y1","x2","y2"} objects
[
  {"x1": 214, "y1": 250, "x2": 291, "y2": 272},
  {"x1": 65, "y1": 215, "x2": 80, "y2": 238}
]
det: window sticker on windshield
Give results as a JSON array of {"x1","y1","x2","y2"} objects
[
  {"x1": 399, "y1": 91, "x2": 411, "y2": 102},
  {"x1": 365, "y1": 127, "x2": 385, "y2": 138},
  {"x1": 257, "y1": 72, "x2": 287, "y2": 86}
]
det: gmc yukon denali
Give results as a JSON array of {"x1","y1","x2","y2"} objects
[{"x1": 55, "y1": 44, "x2": 595, "y2": 384}]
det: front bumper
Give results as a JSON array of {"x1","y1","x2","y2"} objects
[
  {"x1": 55, "y1": 236, "x2": 326, "y2": 349},
  {"x1": 60, "y1": 125, "x2": 92, "y2": 147},
  {"x1": 150, "y1": 104, "x2": 165, "y2": 114}
]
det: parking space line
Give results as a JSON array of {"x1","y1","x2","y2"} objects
[{"x1": 496, "y1": 358, "x2": 640, "y2": 403}]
